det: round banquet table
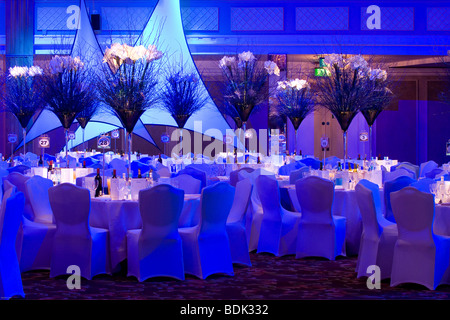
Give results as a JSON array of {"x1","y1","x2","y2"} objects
[{"x1": 89, "y1": 194, "x2": 201, "y2": 271}]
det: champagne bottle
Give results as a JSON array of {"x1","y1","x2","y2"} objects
[
  {"x1": 95, "y1": 168, "x2": 102, "y2": 197},
  {"x1": 138, "y1": 169, "x2": 142, "y2": 179}
]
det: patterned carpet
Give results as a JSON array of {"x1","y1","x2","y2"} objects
[{"x1": 17, "y1": 253, "x2": 450, "y2": 300}]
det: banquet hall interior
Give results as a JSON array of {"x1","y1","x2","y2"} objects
[{"x1": 0, "y1": 0, "x2": 450, "y2": 303}]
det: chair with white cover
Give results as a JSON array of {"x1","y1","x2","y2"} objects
[
  {"x1": 48, "y1": 183, "x2": 111, "y2": 279},
  {"x1": 411, "y1": 178, "x2": 436, "y2": 193},
  {"x1": 16, "y1": 176, "x2": 56, "y2": 272},
  {"x1": 0, "y1": 185, "x2": 25, "y2": 299},
  {"x1": 230, "y1": 167, "x2": 254, "y2": 187},
  {"x1": 295, "y1": 176, "x2": 346, "y2": 260},
  {"x1": 239, "y1": 169, "x2": 274, "y2": 252},
  {"x1": 419, "y1": 161, "x2": 438, "y2": 178},
  {"x1": 0, "y1": 168, "x2": 9, "y2": 202},
  {"x1": 390, "y1": 187, "x2": 450, "y2": 290},
  {"x1": 127, "y1": 185, "x2": 185, "y2": 281},
  {"x1": 175, "y1": 167, "x2": 207, "y2": 190},
  {"x1": 179, "y1": 182, "x2": 235, "y2": 279},
  {"x1": 393, "y1": 162, "x2": 419, "y2": 179},
  {"x1": 226, "y1": 179, "x2": 253, "y2": 266},
  {"x1": 384, "y1": 175, "x2": 416, "y2": 223},
  {"x1": 355, "y1": 180, "x2": 398, "y2": 279},
  {"x1": 256, "y1": 175, "x2": 301, "y2": 256},
  {"x1": 171, "y1": 174, "x2": 201, "y2": 194},
  {"x1": 383, "y1": 167, "x2": 415, "y2": 183},
  {"x1": 2, "y1": 173, "x2": 33, "y2": 221},
  {"x1": 289, "y1": 166, "x2": 310, "y2": 185}
]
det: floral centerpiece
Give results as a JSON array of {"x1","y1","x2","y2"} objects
[
  {"x1": 315, "y1": 53, "x2": 370, "y2": 165},
  {"x1": 97, "y1": 43, "x2": 163, "y2": 178},
  {"x1": 360, "y1": 66, "x2": 393, "y2": 159},
  {"x1": 160, "y1": 69, "x2": 207, "y2": 156},
  {"x1": 1, "y1": 65, "x2": 44, "y2": 158},
  {"x1": 219, "y1": 51, "x2": 280, "y2": 153},
  {"x1": 276, "y1": 78, "x2": 316, "y2": 155},
  {"x1": 41, "y1": 55, "x2": 96, "y2": 166}
]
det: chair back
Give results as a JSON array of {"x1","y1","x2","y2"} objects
[
  {"x1": 256, "y1": 175, "x2": 282, "y2": 223},
  {"x1": 384, "y1": 175, "x2": 416, "y2": 222},
  {"x1": 298, "y1": 157, "x2": 321, "y2": 170},
  {"x1": 230, "y1": 167, "x2": 254, "y2": 187},
  {"x1": 289, "y1": 166, "x2": 310, "y2": 185},
  {"x1": 3, "y1": 172, "x2": 33, "y2": 220},
  {"x1": 139, "y1": 184, "x2": 184, "y2": 240},
  {"x1": 411, "y1": 178, "x2": 436, "y2": 193},
  {"x1": 171, "y1": 174, "x2": 201, "y2": 194},
  {"x1": 157, "y1": 166, "x2": 171, "y2": 178},
  {"x1": 295, "y1": 176, "x2": 334, "y2": 223},
  {"x1": 25, "y1": 175, "x2": 54, "y2": 224},
  {"x1": 278, "y1": 162, "x2": 298, "y2": 176},
  {"x1": 425, "y1": 168, "x2": 444, "y2": 180},
  {"x1": 0, "y1": 190, "x2": 24, "y2": 254},
  {"x1": 48, "y1": 183, "x2": 91, "y2": 241},
  {"x1": 383, "y1": 167, "x2": 415, "y2": 182},
  {"x1": 391, "y1": 187, "x2": 434, "y2": 244},
  {"x1": 7, "y1": 165, "x2": 31, "y2": 175},
  {"x1": 227, "y1": 179, "x2": 253, "y2": 224},
  {"x1": 176, "y1": 167, "x2": 207, "y2": 190},
  {"x1": 355, "y1": 180, "x2": 382, "y2": 239},
  {"x1": 395, "y1": 162, "x2": 419, "y2": 179},
  {"x1": 199, "y1": 182, "x2": 235, "y2": 235},
  {"x1": 419, "y1": 161, "x2": 438, "y2": 178}
]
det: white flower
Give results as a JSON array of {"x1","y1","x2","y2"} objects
[
  {"x1": 219, "y1": 56, "x2": 235, "y2": 69},
  {"x1": 238, "y1": 51, "x2": 256, "y2": 63},
  {"x1": 145, "y1": 45, "x2": 163, "y2": 62},
  {"x1": 72, "y1": 57, "x2": 84, "y2": 70},
  {"x1": 9, "y1": 66, "x2": 29, "y2": 77},
  {"x1": 49, "y1": 55, "x2": 65, "y2": 74},
  {"x1": 348, "y1": 54, "x2": 368, "y2": 71},
  {"x1": 277, "y1": 81, "x2": 288, "y2": 91},
  {"x1": 264, "y1": 61, "x2": 280, "y2": 76},
  {"x1": 27, "y1": 66, "x2": 43, "y2": 77},
  {"x1": 369, "y1": 68, "x2": 387, "y2": 81},
  {"x1": 289, "y1": 78, "x2": 309, "y2": 90},
  {"x1": 324, "y1": 53, "x2": 345, "y2": 69}
]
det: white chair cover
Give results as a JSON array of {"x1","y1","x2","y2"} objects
[
  {"x1": 390, "y1": 187, "x2": 450, "y2": 290},
  {"x1": 256, "y1": 175, "x2": 301, "y2": 256},
  {"x1": 355, "y1": 180, "x2": 397, "y2": 279},
  {"x1": 411, "y1": 178, "x2": 436, "y2": 193},
  {"x1": 239, "y1": 169, "x2": 276, "y2": 252},
  {"x1": 16, "y1": 176, "x2": 56, "y2": 272},
  {"x1": 295, "y1": 176, "x2": 346, "y2": 260},
  {"x1": 179, "y1": 182, "x2": 235, "y2": 279},
  {"x1": 289, "y1": 166, "x2": 310, "y2": 185},
  {"x1": 419, "y1": 160, "x2": 438, "y2": 178},
  {"x1": 229, "y1": 167, "x2": 254, "y2": 187},
  {"x1": 171, "y1": 174, "x2": 201, "y2": 194},
  {"x1": 0, "y1": 185, "x2": 25, "y2": 299},
  {"x1": 395, "y1": 162, "x2": 419, "y2": 179},
  {"x1": 157, "y1": 166, "x2": 171, "y2": 178},
  {"x1": 384, "y1": 175, "x2": 416, "y2": 223},
  {"x1": 383, "y1": 167, "x2": 415, "y2": 183},
  {"x1": 226, "y1": 179, "x2": 253, "y2": 266},
  {"x1": 2, "y1": 173, "x2": 33, "y2": 221},
  {"x1": 127, "y1": 184, "x2": 185, "y2": 281},
  {"x1": 0, "y1": 168, "x2": 9, "y2": 203},
  {"x1": 48, "y1": 183, "x2": 111, "y2": 279}
]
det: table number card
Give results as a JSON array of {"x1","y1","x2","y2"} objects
[
  {"x1": 32, "y1": 167, "x2": 48, "y2": 178},
  {"x1": 131, "y1": 179, "x2": 148, "y2": 201},
  {"x1": 110, "y1": 178, "x2": 123, "y2": 200},
  {"x1": 60, "y1": 168, "x2": 74, "y2": 184},
  {"x1": 75, "y1": 168, "x2": 93, "y2": 178}
]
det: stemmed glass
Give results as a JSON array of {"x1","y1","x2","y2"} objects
[{"x1": 430, "y1": 183, "x2": 439, "y2": 204}]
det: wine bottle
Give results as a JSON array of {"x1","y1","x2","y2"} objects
[
  {"x1": 337, "y1": 162, "x2": 341, "y2": 171},
  {"x1": 48, "y1": 160, "x2": 53, "y2": 171},
  {"x1": 138, "y1": 169, "x2": 142, "y2": 179},
  {"x1": 149, "y1": 169, "x2": 153, "y2": 183},
  {"x1": 38, "y1": 155, "x2": 43, "y2": 167},
  {"x1": 357, "y1": 154, "x2": 361, "y2": 160},
  {"x1": 319, "y1": 161, "x2": 323, "y2": 171},
  {"x1": 82, "y1": 160, "x2": 86, "y2": 168},
  {"x1": 112, "y1": 169, "x2": 117, "y2": 179},
  {"x1": 137, "y1": 150, "x2": 141, "y2": 160},
  {"x1": 158, "y1": 154, "x2": 163, "y2": 163},
  {"x1": 257, "y1": 155, "x2": 261, "y2": 164},
  {"x1": 95, "y1": 168, "x2": 102, "y2": 197}
]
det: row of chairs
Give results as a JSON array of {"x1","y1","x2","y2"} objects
[{"x1": 355, "y1": 179, "x2": 450, "y2": 290}]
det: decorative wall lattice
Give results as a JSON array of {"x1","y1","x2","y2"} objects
[
  {"x1": 101, "y1": 7, "x2": 153, "y2": 31},
  {"x1": 37, "y1": 7, "x2": 71, "y2": 30},
  {"x1": 231, "y1": 7, "x2": 284, "y2": 31},
  {"x1": 427, "y1": 7, "x2": 450, "y2": 31},
  {"x1": 181, "y1": 7, "x2": 219, "y2": 31},
  {"x1": 361, "y1": 7, "x2": 414, "y2": 31},
  {"x1": 296, "y1": 7, "x2": 349, "y2": 30}
]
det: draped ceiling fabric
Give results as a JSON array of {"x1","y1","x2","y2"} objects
[
  {"x1": 137, "y1": 0, "x2": 233, "y2": 142},
  {"x1": 18, "y1": 0, "x2": 158, "y2": 152}
]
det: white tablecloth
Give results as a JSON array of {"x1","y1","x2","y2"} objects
[
  {"x1": 435, "y1": 205, "x2": 450, "y2": 237},
  {"x1": 89, "y1": 194, "x2": 201, "y2": 271}
]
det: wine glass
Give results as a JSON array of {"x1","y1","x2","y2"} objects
[{"x1": 430, "y1": 183, "x2": 439, "y2": 204}]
